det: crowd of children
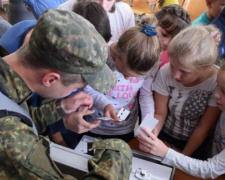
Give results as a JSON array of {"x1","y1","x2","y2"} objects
[{"x1": 0, "y1": 0, "x2": 225, "y2": 179}]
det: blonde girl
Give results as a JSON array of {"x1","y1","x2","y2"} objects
[
  {"x1": 137, "y1": 62, "x2": 225, "y2": 179},
  {"x1": 152, "y1": 25, "x2": 221, "y2": 158}
]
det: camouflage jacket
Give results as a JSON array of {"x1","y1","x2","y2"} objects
[{"x1": 0, "y1": 58, "x2": 132, "y2": 179}]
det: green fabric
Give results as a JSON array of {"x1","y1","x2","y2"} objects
[
  {"x1": 84, "y1": 139, "x2": 132, "y2": 180},
  {"x1": 0, "y1": 59, "x2": 132, "y2": 179}
]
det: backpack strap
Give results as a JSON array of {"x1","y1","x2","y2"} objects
[{"x1": 0, "y1": 92, "x2": 38, "y2": 135}]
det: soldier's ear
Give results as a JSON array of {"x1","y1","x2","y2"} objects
[{"x1": 42, "y1": 72, "x2": 60, "y2": 87}]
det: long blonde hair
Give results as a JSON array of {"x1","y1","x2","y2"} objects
[{"x1": 168, "y1": 25, "x2": 221, "y2": 70}]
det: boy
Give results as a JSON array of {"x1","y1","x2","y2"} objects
[{"x1": 192, "y1": 0, "x2": 225, "y2": 25}]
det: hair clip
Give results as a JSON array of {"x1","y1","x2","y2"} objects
[
  {"x1": 210, "y1": 31, "x2": 220, "y2": 44},
  {"x1": 140, "y1": 24, "x2": 157, "y2": 36}
]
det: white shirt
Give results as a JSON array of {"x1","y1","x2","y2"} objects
[
  {"x1": 58, "y1": 1, "x2": 135, "y2": 45},
  {"x1": 107, "y1": 2, "x2": 135, "y2": 45},
  {"x1": 152, "y1": 64, "x2": 217, "y2": 141}
]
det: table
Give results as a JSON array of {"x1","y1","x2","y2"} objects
[{"x1": 128, "y1": 138, "x2": 225, "y2": 180}]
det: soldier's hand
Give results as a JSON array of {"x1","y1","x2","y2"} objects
[
  {"x1": 63, "y1": 109, "x2": 100, "y2": 134},
  {"x1": 61, "y1": 92, "x2": 93, "y2": 114}
]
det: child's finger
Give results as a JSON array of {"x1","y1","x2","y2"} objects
[
  {"x1": 144, "y1": 129, "x2": 157, "y2": 140},
  {"x1": 137, "y1": 133, "x2": 151, "y2": 144},
  {"x1": 110, "y1": 111, "x2": 119, "y2": 120},
  {"x1": 137, "y1": 131, "x2": 148, "y2": 140},
  {"x1": 142, "y1": 127, "x2": 156, "y2": 140}
]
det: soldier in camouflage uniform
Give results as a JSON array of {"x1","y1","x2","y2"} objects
[{"x1": 0, "y1": 9, "x2": 132, "y2": 179}]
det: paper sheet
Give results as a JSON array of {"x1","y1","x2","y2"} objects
[{"x1": 135, "y1": 113, "x2": 158, "y2": 136}]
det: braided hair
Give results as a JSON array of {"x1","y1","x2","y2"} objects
[{"x1": 155, "y1": 4, "x2": 191, "y2": 37}]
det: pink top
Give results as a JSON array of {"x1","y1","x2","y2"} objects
[{"x1": 159, "y1": 51, "x2": 169, "y2": 68}]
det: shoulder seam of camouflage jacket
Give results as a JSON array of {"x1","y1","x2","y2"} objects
[{"x1": 90, "y1": 139, "x2": 133, "y2": 161}]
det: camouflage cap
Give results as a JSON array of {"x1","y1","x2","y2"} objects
[{"x1": 29, "y1": 9, "x2": 116, "y2": 93}]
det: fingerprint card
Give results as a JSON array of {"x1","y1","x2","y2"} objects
[
  {"x1": 135, "y1": 114, "x2": 158, "y2": 136},
  {"x1": 117, "y1": 108, "x2": 130, "y2": 121}
]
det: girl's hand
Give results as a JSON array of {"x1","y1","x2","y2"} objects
[
  {"x1": 104, "y1": 104, "x2": 120, "y2": 122},
  {"x1": 152, "y1": 127, "x2": 159, "y2": 136},
  {"x1": 137, "y1": 127, "x2": 169, "y2": 157}
]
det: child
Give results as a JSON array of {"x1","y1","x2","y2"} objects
[
  {"x1": 152, "y1": 25, "x2": 221, "y2": 158},
  {"x1": 137, "y1": 62, "x2": 225, "y2": 178},
  {"x1": 107, "y1": 0, "x2": 135, "y2": 44},
  {"x1": 155, "y1": 4, "x2": 191, "y2": 68},
  {"x1": 58, "y1": 0, "x2": 135, "y2": 45},
  {"x1": 192, "y1": 0, "x2": 225, "y2": 26},
  {"x1": 84, "y1": 18, "x2": 161, "y2": 142},
  {"x1": 72, "y1": 1, "x2": 112, "y2": 42}
]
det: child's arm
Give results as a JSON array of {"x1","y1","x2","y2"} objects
[
  {"x1": 164, "y1": 148, "x2": 225, "y2": 179},
  {"x1": 151, "y1": 65, "x2": 170, "y2": 136},
  {"x1": 139, "y1": 77, "x2": 155, "y2": 119},
  {"x1": 137, "y1": 128, "x2": 225, "y2": 179},
  {"x1": 139, "y1": 65, "x2": 159, "y2": 119},
  {"x1": 153, "y1": 91, "x2": 170, "y2": 136},
  {"x1": 182, "y1": 106, "x2": 221, "y2": 156}
]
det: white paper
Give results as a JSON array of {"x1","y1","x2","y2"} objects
[{"x1": 135, "y1": 113, "x2": 158, "y2": 136}]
